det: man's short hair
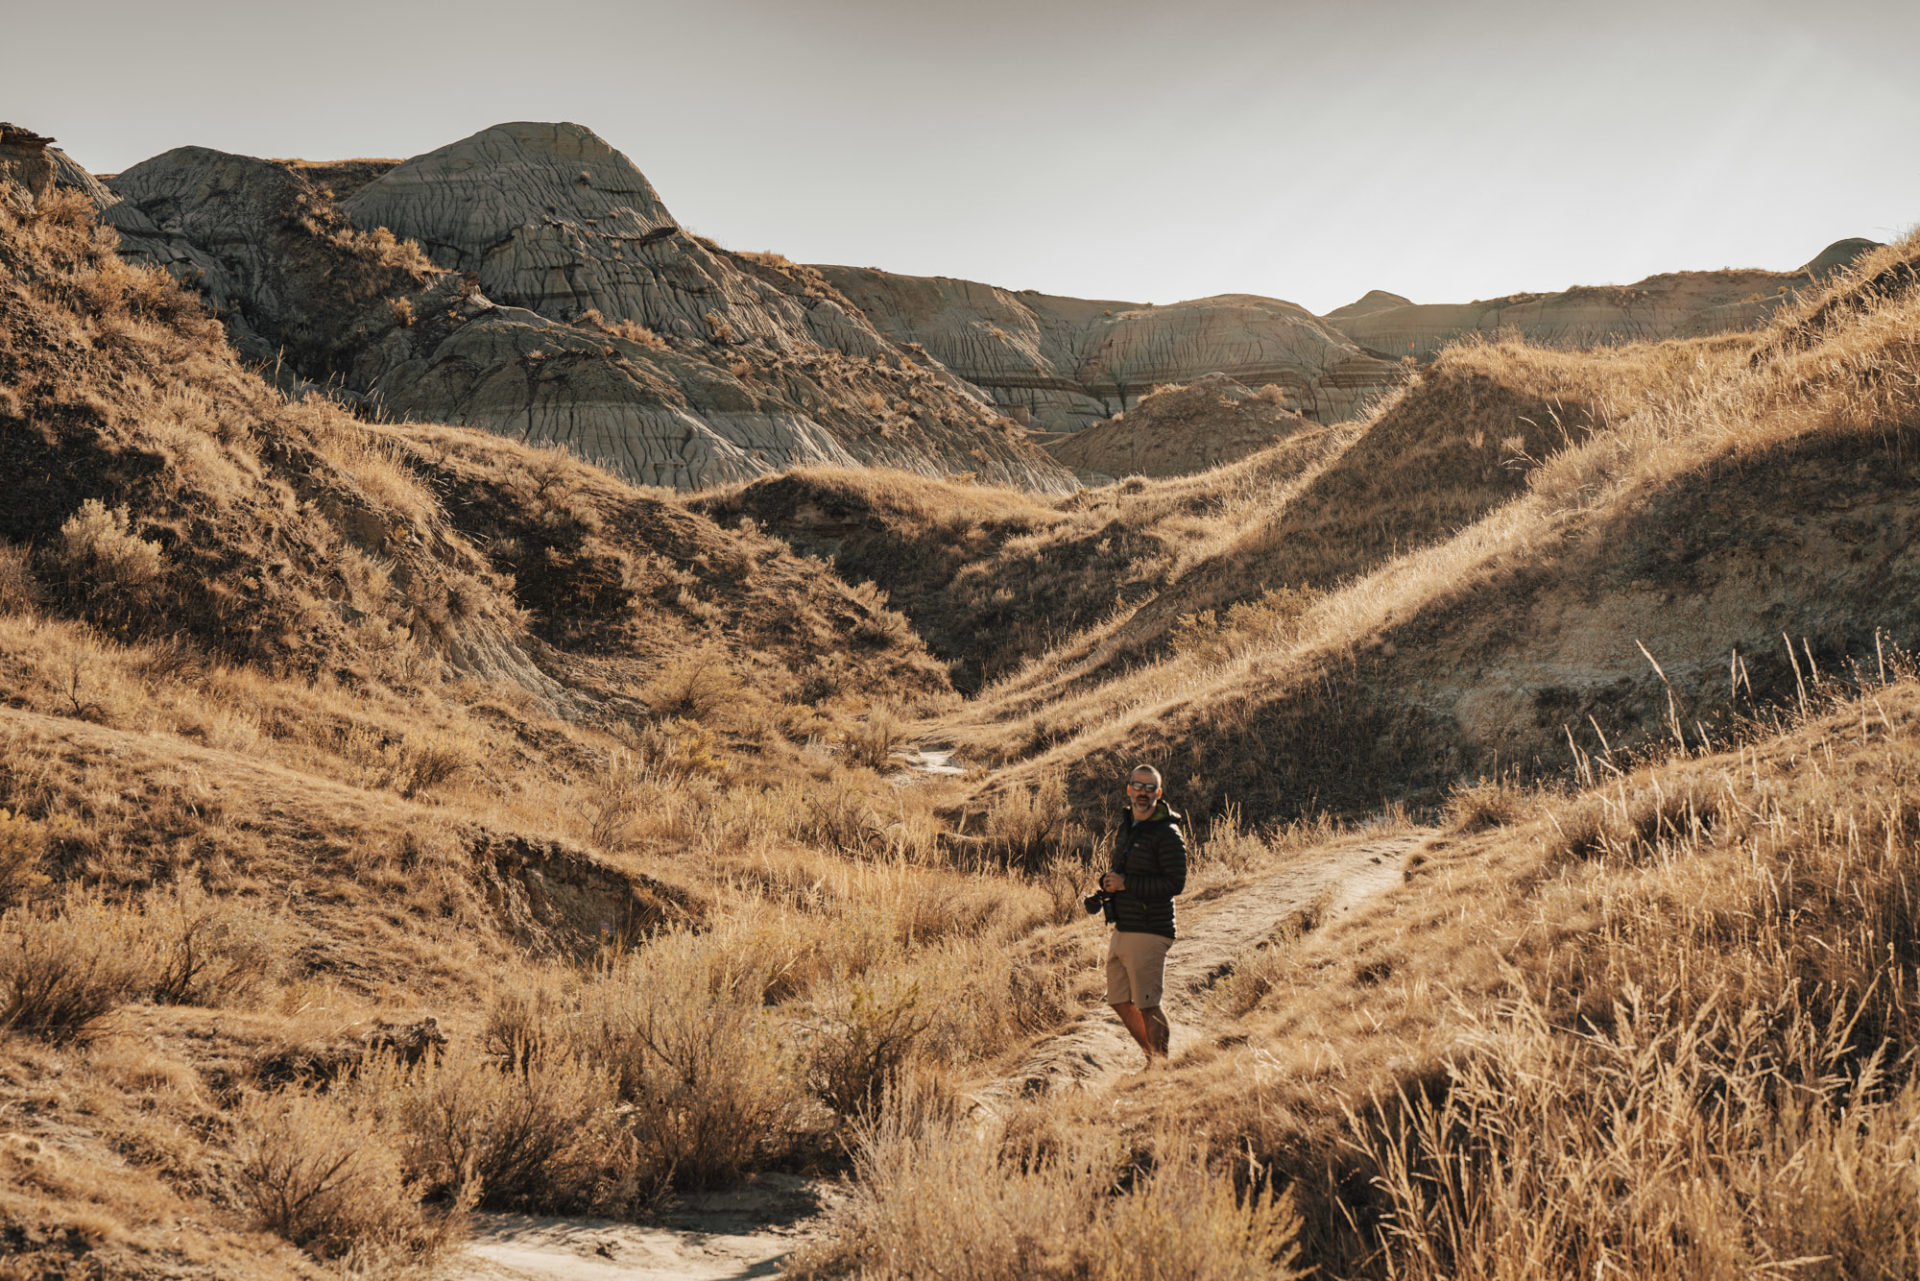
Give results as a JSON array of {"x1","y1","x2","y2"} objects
[{"x1": 1129, "y1": 764, "x2": 1163, "y2": 788}]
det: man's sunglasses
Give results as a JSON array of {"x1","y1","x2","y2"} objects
[{"x1": 1126, "y1": 781, "x2": 1159, "y2": 791}]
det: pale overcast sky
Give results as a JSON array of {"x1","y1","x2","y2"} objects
[{"x1": 11, "y1": 0, "x2": 1918, "y2": 313}]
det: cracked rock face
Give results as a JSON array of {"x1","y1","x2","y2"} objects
[
  {"x1": 103, "y1": 145, "x2": 437, "y2": 375},
  {"x1": 816, "y1": 267, "x2": 1401, "y2": 432}
]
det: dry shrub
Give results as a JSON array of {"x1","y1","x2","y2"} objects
[
  {"x1": 792, "y1": 780, "x2": 895, "y2": 858},
  {"x1": 642, "y1": 648, "x2": 745, "y2": 723},
  {"x1": 351, "y1": 1045, "x2": 620, "y2": 1211},
  {"x1": 982, "y1": 774, "x2": 1088, "y2": 870},
  {"x1": 1544, "y1": 769, "x2": 1726, "y2": 864},
  {"x1": 143, "y1": 882, "x2": 280, "y2": 1006},
  {"x1": 1443, "y1": 776, "x2": 1531, "y2": 833},
  {"x1": 1169, "y1": 584, "x2": 1321, "y2": 667},
  {"x1": 50, "y1": 500, "x2": 167, "y2": 629},
  {"x1": 0, "y1": 542, "x2": 40, "y2": 614},
  {"x1": 0, "y1": 807, "x2": 49, "y2": 908},
  {"x1": 335, "y1": 723, "x2": 479, "y2": 799},
  {"x1": 0, "y1": 898, "x2": 160, "y2": 1042},
  {"x1": 842, "y1": 702, "x2": 905, "y2": 772},
  {"x1": 805, "y1": 976, "x2": 930, "y2": 1120},
  {"x1": 803, "y1": 1079, "x2": 1301, "y2": 1281},
  {"x1": 570, "y1": 931, "x2": 806, "y2": 1189},
  {"x1": 233, "y1": 1089, "x2": 446, "y2": 1263},
  {"x1": 1194, "y1": 803, "x2": 1268, "y2": 874}
]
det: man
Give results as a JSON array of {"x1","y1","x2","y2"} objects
[{"x1": 1091, "y1": 764, "x2": 1187, "y2": 1062}]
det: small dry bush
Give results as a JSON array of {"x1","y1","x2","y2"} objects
[
  {"x1": 804, "y1": 976, "x2": 931, "y2": 1120},
  {"x1": 234, "y1": 1089, "x2": 446, "y2": 1264},
  {"x1": 802, "y1": 1079, "x2": 1301, "y2": 1281},
  {"x1": 0, "y1": 542, "x2": 40, "y2": 614},
  {"x1": 842, "y1": 702, "x2": 906, "y2": 772},
  {"x1": 334, "y1": 722, "x2": 480, "y2": 799},
  {"x1": 0, "y1": 898, "x2": 160, "y2": 1042},
  {"x1": 1169, "y1": 584, "x2": 1321, "y2": 667},
  {"x1": 981, "y1": 773, "x2": 1089, "y2": 870},
  {"x1": 569, "y1": 930, "x2": 806, "y2": 1189},
  {"x1": 1442, "y1": 776, "x2": 1533, "y2": 833},
  {"x1": 642, "y1": 647, "x2": 746, "y2": 723},
  {"x1": 50, "y1": 500, "x2": 167, "y2": 631},
  {"x1": 0, "y1": 807, "x2": 49, "y2": 907},
  {"x1": 351, "y1": 1045, "x2": 620, "y2": 1211},
  {"x1": 1191, "y1": 802, "x2": 1269, "y2": 875},
  {"x1": 143, "y1": 882, "x2": 280, "y2": 1006}
]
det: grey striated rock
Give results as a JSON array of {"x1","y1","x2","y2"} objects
[
  {"x1": 49, "y1": 148, "x2": 117, "y2": 209},
  {"x1": 815, "y1": 267, "x2": 1400, "y2": 432},
  {"x1": 87, "y1": 125, "x2": 1072, "y2": 492},
  {"x1": 354, "y1": 279, "x2": 861, "y2": 490},
  {"x1": 343, "y1": 122, "x2": 894, "y2": 361},
  {"x1": 103, "y1": 145, "x2": 436, "y2": 373}
]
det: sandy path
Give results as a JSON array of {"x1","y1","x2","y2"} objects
[
  {"x1": 444, "y1": 835, "x2": 1418, "y2": 1278},
  {"x1": 448, "y1": 1174, "x2": 840, "y2": 1281}
]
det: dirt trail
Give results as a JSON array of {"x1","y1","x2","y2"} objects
[
  {"x1": 450, "y1": 1175, "x2": 838, "y2": 1281},
  {"x1": 443, "y1": 835, "x2": 1419, "y2": 1279}
]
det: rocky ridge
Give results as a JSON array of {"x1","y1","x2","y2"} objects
[
  {"x1": 90, "y1": 123, "x2": 1071, "y2": 492},
  {"x1": 816, "y1": 267, "x2": 1402, "y2": 434},
  {"x1": 1325, "y1": 242, "x2": 1879, "y2": 359}
]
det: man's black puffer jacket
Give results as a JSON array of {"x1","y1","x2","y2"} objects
[{"x1": 1109, "y1": 802, "x2": 1188, "y2": 939}]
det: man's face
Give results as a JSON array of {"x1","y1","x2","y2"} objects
[{"x1": 1127, "y1": 773, "x2": 1161, "y2": 816}]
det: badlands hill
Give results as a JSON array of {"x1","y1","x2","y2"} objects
[
  {"x1": 1326, "y1": 240, "x2": 1877, "y2": 359},
  {"x1": 60, "y1": 122, "x2": 1073, "y2": 491},
  {"x1": 820, "y1": 266, "x2": 1401, "y2": 432}
]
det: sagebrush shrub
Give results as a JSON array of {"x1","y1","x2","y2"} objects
[
  {"x1": 50, "y1": 501, "x2": 168, "y2": 632},
  {"x1": 234, "y1": 1090, "x2": 438, "y2": 1261},
  {"x1": 0, "y1": 543, "x2": 39, "y2": 614},
  {"x1": 354, "y1": 1045, "x2": 619, "y2": 1210},
  {"x1": 0, "y1": 898, "x2": 160, "y2": 1041},
  {"x1": 572, "y1": 932, "x2": 807, "y2": 1189}
]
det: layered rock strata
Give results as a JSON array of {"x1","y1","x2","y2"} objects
[
  {"x1": 95, "y1": 123, "x2": 1072, "y2": 492},
  {"x1": 0, "y1": 124, "x2": 54, "y2": 200},
  {"x1": 817, "y1": 267, "x2": 1401, "y2": 433}
]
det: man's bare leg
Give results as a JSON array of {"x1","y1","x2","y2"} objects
[
  {"x1": 1142, "y1": 1006, "x2": 1170, "y2": 1058},
  {"x1": 1110, "y1": 1001, "x2": 1153, "y2": 1054}
]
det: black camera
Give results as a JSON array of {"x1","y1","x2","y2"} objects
[{"x1": 1083, "y1": 889, "x2": 1118, "y2": 923}]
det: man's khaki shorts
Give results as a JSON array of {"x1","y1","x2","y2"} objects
[{"x1": 1105, "y1": 930, "x2": 1173, "y2": 1008}]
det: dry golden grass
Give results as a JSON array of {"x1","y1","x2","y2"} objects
[{"x1": 10, "y1": 171, "x2": 1920, "y2": 1281}]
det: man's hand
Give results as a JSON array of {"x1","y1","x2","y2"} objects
[{"x1": 1100, "y1": 871, "x2": 1126, "y2": 893}]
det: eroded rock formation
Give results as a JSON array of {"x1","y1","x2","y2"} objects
[
  {"x1": 816, "y1": 267, "x2": 1402, "y2": 433},
  {"x1": 0, "y1": 124, "x2": 54, "y2": 200},
  {"x1": 92, "y1": 123, "x2": 1072, "y2": 492}
]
